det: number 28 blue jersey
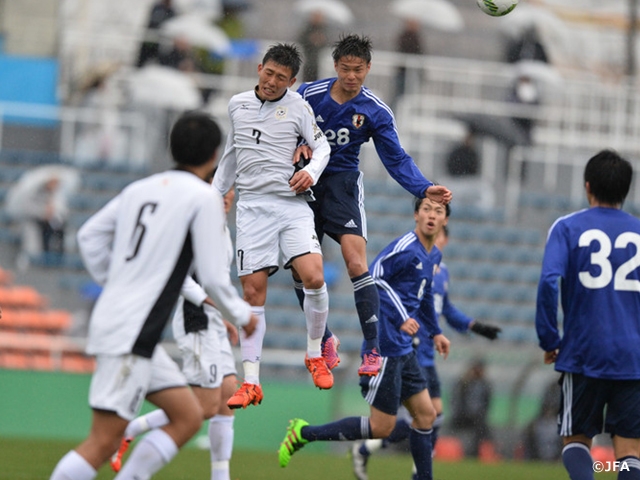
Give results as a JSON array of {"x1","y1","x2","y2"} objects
[
  {"x1": 535, "y1": 207, "x2": 640, "y2": 379},
  {"x1": 298, "y1": 78, "x2": 432, "y2": 199}
]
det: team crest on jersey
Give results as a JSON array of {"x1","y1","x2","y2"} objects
[
  {"x1": 352, "y1": 113, "x2": 365, "y2": 129},
  {"x1": 275, "y1": 106, "x2": 288, "y2": 120}
]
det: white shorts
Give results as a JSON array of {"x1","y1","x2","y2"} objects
[
  {"x1": 235, "y1": 194, "x2": 322, "y2": 276},
  {"x1": 88, "y1": 345, "x2": 187, "y2": 421},
  {"x1": 175, "y1": 327, "x2": 236, "y2": 389}
]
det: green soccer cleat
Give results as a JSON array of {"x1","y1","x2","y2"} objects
[{"x1": 279, "y1": 418, "x2": 309, "y2": 467}]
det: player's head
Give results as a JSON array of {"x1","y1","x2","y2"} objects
[
  {"x1": 414, "y1": 196, "x2": 451, "y2": 217},
  {"x1": 332, "y1": 34, "x2": 372, "y2": 96},
  {"x1": 170, "y1": 111, "x2": 222, "y2": 167},
  {"x1": 413, "y1": 196, "x2": 448, "y2": 243},
  {"x1": 257, "y1": 43, "x2": 301, "y2": 101},
  {"x1": 584, "y1": 149, "x2": 632, "y2": 206}
]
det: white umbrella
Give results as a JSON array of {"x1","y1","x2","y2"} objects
[
  {"x1": 390, "y1": 0, "x2": 464, "y2": 32},
  {"x1": 513, "y1": 60, "x2": 563, "y2": 87},
  {"x1": 161, "y1": 14, "x2": 231, "y2": 55},
  {"x1": 294, "y1": 0, "x2": 354, "y2": 26},
  {"x1": 128, "y1": 65, "x2": 202, "y2": 110},
  {"x1": 5, "y1": 165, "x2": 81, "y2": 221}
]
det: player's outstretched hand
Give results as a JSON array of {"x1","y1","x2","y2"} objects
[
  {"x1": 470, "y1": 321, "x2": 501, "y2": 340},
  {"x1": 433, "y1": 333, "x2": 450, "y2": 360},
  {"x1": 242, "y1": 313, "x2": 259, "y2": 337},
  {"x1": 426, "y1": 185, "x2": 452, "y2": 205}
]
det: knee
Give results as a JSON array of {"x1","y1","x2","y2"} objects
[
  {"x1": 302, "y1": 270, "x2": 325, "y2": 290},
  {"x1": 201, "y1": 400, "x2": 221, "y2": 420},
  {"x1": 345, "y1": 258, "x2": 367, "y2": 278},
  {"x1": 415, "y1": 405, "x2": 437, "y2": 430},
  {"x1": 369, "y1": 418, "x2": 396, "y2": 439},
  {"x1": 184, "y1": 404, "x2": 204, "y2": 435}
]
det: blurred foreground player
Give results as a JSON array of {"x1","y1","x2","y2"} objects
[{"x1": 49, "y1": 111, "x2": 257, "y2": 480}]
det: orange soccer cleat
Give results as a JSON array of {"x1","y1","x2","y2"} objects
[
  {"x1": 110, "y1": 436, "x2": 133, "y2": 472},
  {"x1": 227, "y1": 382, "x2": 264, "y2": 409},
  {"x1": 305, "y1": 355, "x2": 334, "y2": 389}
]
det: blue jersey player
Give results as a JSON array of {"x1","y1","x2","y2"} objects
[
  {"x1": 536, "y1": 149, "x2": 640, "y2": 480},
  {"x1": 292, "y1": 34, "x2": 452, "y2": 378},
  {"x1": 351, "y1": 212, "x2": 501, "y2": 480},
  {"x1": 279, "y1": 197, "x2": 451, "y2": 480}
]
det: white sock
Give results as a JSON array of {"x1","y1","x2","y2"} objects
[
  {"x1": 124, "y1": 409, "x2": 170, "y2": 439},
  {"x1": 209, "y1": 415, "x2": 234, "y2": 480},
  {"x1": 114, "y1": 429, "x2": 178, "y2": 480},
  {"x1": 241, "y1": 306, "x2": 266, "y2": 384},
  {"x1": 364, "y1": 438, "x2": 383, "y2": 454},
  {"x1": 50, "y1": 450, "x2": 96, "y2": 480},
  {"x1": 303, "y1": 283, "x2": 328, "y2": 358}
]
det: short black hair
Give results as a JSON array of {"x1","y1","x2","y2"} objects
[
  {"x1": 170, "y1": 111, "x2": 222, "y2": 167},
  {"x1": 262, "y1": 43, "x2": 302, "y2": 79},
  {"x1": 413, "y1": 196, "x2": 451, "y2": 217},
  {"x1": 584, "y1": 149, "x2": 632, "y2": 205},
  {"x1": 332, "y1": 34, "x2": 372, "y2": 64}
]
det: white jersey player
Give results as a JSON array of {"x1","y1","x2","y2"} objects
[
  {"x1": 111, "y1": 187, "x2": 242, "y2": 480},
  {"x1": 213, "y1": 43, "x2": 333, "y2": 408},
  {"x1": 49, "y1": 112, "x2": 257, "y2": 480}
]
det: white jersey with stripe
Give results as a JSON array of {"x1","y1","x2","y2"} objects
[
  {"x1": 213, "y1": 88, "x2": 330, "y2": 198},
  {"x1": 78, "y1": 170, "x2": 251, "y2": 358}
]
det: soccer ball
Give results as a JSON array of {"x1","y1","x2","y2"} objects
[{"x1": 476, "y1": 0, "x2": 518, "y2": 16}]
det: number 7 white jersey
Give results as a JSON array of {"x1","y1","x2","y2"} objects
[
  {"x1": 78, "y1": 170, "x2": 251, "y2": 358},
  {"x1": 213, "y1": 88, "x2": 330, "y2": 198}
]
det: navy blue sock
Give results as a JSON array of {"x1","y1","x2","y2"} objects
[
  {"x1": 351, "y1": 272, "x2": 380, "y2": 351},
  {"x1": 294, "y1": 277, "x2": 333, "y2": 342},
  {"x1": 293, "y1": 278, "x2": 305, "y2": 310},
  {"x1": 387, "y1": 418, "x2": 411, "y2": 444},
  {"x1": 562, "y1": 443, "x2": 595, "y2": 480},
  {"x1": 302, "y1": 416, "x2": 371, "y2": 442},
  {"x1": 618, "y1": 456, "x2": 640, "y2": 479},
  {"x1": 432, "y1": 413, "x2": 444, "y2": 450},
  {"x1": 410, "y1": 427, "x2": 433, "y2": 480}
]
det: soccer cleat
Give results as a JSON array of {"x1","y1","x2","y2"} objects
[
  {"x1": 279, "y1": 418, "x2": 309, "y2": 467},
  {"x1": 358, "y1": 348, "x2": 382, "y2": 376},
  {"x1": 227, "y1": 382, "x2": 264, "y2": 409},
  {"x1": 305, "y1": 355, "x2": 334, "y2": 389},
  {"x1": 110, "y1": 436, "x2": 133, "y2": 472},
  {"x1": 350, "y1": 441, "x2": 369, "y2": 480},
  {"x1": 321, "y1": 334, "x2": 341, "y2": 370}
]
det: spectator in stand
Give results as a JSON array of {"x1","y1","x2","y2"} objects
[
  {"x1": 137, "y1": 0, "x2": 176, "y2": 67},
  {"x1": 394, "y1": 19, "x2": 425, "y2": 106},
  {"x1": 297, "y1": 11, "x2": 329, "y2": 82},
  {"x1": 450, "y1": 358, "x2": 494, "y2": 457}
]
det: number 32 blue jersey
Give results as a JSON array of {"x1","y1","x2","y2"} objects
[
  {"x1": 298, "y1": 78, "x2": 432, "y2": 199},
  {"x1": 536, "y1": 207, "x2": 640, "y2": 379}
]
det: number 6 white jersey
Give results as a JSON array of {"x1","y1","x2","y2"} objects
[
  {"x1": 536, "y1": 207, "x2": 640, "y2": 379},
  {"x1": 213, "y1": 88, "x2": 330, "y2": 198},
  {"x1": 77, "y1": 170, "x2": 251, "y2": 358}
]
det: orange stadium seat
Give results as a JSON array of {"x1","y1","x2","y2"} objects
[{"x1": 0, "y1": 351, "x2": 30, "y2": 370}]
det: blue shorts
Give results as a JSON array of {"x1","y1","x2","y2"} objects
[
  {"x1": 559, "y1": 372, "x2": 640, "y2": 439},
  {"x1": 310, "y1": 170, "x2": 367, "y2": 243},
  {"x1": 422, "y1": 365, "x2": 441, "y2": 399},
  {"x1": 360, "y1": 351, "x2": 428, "y2": 416}
]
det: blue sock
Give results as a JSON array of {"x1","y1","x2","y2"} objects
[
  {"x1": 351, "y1": 272, "x2": 380, "y2": 351},
  {"x1": 618, "y1": 456, "x2": 640, "y2": 479},
  {"x1": 387, "y1": 418, "x2": 411, "y2": 444},
  {"x1": 293, "y1": 278, "x2": 305, "y2": 310},
  {"x1": 302, "y1": 416, "x2": 371, "y2": 442},
  {"x1": 410, "y1": 427, "x2": 433, "y2": 480},
  {"x1": 562, "y1": 443, "x2": 594, "y2": 480}
]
